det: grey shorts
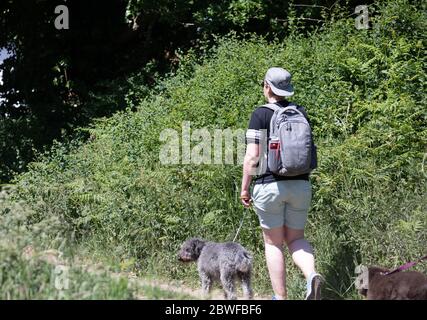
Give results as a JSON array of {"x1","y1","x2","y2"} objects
[{"x1": 252, "y1": 180, "x2": 312, "y2": 230}]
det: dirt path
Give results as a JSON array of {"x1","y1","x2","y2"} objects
[
  {"x1": 22, "y1": 246, "x2": 270, "y2": 300},
  {"x1": 128, "y1": 275, "x2": 270, "y2": 300}
]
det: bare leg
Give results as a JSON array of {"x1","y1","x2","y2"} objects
[
  {"x1": 284, "y1": 226, "x2": 316, "y2": 279},
  {"x1": 262, "y1": 227, "x2": 287, "y2": 299}
]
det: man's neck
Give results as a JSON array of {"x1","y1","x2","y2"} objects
[{"x1": 267, "y1": 97, "x2": 286, "y2": 104}]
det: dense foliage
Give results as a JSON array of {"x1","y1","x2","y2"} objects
[{"x1": 0, "y1": 0, "x2": 373, "y2": 182}]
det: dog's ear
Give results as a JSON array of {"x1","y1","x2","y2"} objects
[
  {"x1": 368, "y1": 266, "x2": 389, "y2": 275},
  {"x1": 192, "y1": 238, "x2": 206, "y2": 256}
]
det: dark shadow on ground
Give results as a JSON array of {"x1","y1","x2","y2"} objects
[{"x1": 321, "y1": 244, "x2": 361, "y2": 300}]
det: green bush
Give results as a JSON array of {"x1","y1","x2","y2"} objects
[
  {"x1": 0, "y1": 254, "x2": 135, "y2": 300},
  {"x1": 0, "y1": 187, "x2": 137, "y2": 299},
  {"x1": 9, "y1": 0, "x2": 427, "y2": 299}
]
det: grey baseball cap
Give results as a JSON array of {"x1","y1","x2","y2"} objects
[{"x1": 265, "y1": 67, "x2": 294, "y2": 97}]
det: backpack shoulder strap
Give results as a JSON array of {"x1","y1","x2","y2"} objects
[{"x1": 262, "y1": 103, "x2": 281, "y2": 136}]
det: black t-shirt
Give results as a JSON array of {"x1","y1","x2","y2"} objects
[{"x1": 246, "y1": 100, "x2": 310, "y2": 185}]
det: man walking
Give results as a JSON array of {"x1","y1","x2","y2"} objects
[{"x1": 241, "y1": 67, "x2": 322, "y2": 300}]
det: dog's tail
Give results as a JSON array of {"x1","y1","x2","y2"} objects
[{"x1": 236, "y1": 250, "x2": 253, "y2": 273}]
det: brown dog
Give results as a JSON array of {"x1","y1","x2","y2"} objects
[{"x1": 355, "y1": 265, "x2": 427, "y2": 300}]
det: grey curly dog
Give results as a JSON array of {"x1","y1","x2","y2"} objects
[{"x1": 178, "y1": 238, "x2": 254, "y2": 300}]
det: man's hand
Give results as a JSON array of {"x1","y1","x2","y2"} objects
[{"x1": 240, "y1": 190, "x2": 252, "y2": 208}]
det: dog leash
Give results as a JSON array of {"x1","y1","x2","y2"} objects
[
  {"x1": 383, "y1": 254, "x2": 427, "y2": 276},
  {"x1": 233, "y1": 207, "x2": 248, "y2": 242},
  {"x1": 233, "y1": 199, "x2": 254, "y2": 242}
]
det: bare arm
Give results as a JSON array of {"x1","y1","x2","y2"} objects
[{"x1": 240, "y1": 143, "x2": 260, "y2": 207}]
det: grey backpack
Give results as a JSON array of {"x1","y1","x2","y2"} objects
[{"x1": 264, "y1": 103, "x2": 317, "y2": 176}]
